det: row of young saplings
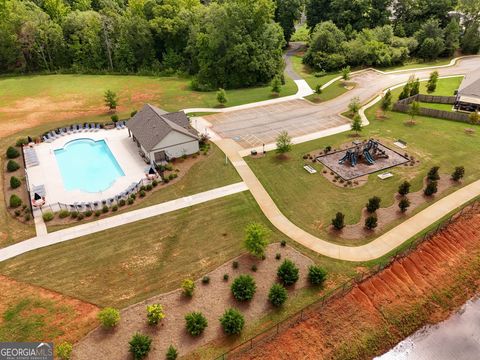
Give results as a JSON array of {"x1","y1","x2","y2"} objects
[
  {"x1": 331, "y1": 166, "x2": 466, "y2": 231},
  {"x1": 54, "y1": 234, "x2": 329, "y2": 360}
]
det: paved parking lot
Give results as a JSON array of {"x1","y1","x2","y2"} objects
[{"x1": 206, "y1": 99, "x2": 350, "y2": 148}]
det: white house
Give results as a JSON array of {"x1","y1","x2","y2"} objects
[{"x1": 127, "y1": 104, "x2": 199, "y2": 164}]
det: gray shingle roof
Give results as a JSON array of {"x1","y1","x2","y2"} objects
[
  {"x1": 127, "y1": 104, "x2": 198, "y2": 152},
  {"x1": 458, "y1": 67, "x2": 480, "y2": 98}
]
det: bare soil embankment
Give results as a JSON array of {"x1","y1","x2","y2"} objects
[{"x1": 239, "y1": 208, "x2": 480, "y2": 360}]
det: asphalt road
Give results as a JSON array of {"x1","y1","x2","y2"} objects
[{"x1": 206, "y1": 57, "x2": 480, "y2": 149}]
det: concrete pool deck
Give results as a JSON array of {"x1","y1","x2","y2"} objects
[{"x1": 26, "y1": 128, "x2": 147, "y2": 209}]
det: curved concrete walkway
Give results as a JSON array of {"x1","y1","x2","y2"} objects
[
  {"x1": 216, "y1": 139, "x2": 480, "y2": 262},
  {"x1": 1, "y1": 57, "x2": 479, "y2": 263}
]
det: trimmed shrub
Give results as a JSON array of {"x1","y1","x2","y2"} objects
[
  {"x1": 98, "y1": 307, "x2": 120, "y2": 328},
  {"x1": 231, "y1": 275, "x2": 257, "y2": 301},
  {"x1": 185, "y1": 312, "x2": 208, "y2": 336},
  {"x1": 42, "y1": 212, "x2": 54, "y2": 222},
  {"x1": 139, "y1": 190, "x2": 146, "y2": 198},
  {"x1": 70, "y1": 211, "x2": 78, "y2": 219},
  {"x1": 399, "y1": 197, "x2": 411, "y2": 213},
  {"x1": 427, "y1": 166, "x2": 440, "y2": 181},
  {"x1": 268, "y1": 283, "x2": 288, "y2": 307},
  {"x1": 6, "y1": 146, "x2": 20, "y2": 159},
  {"x1": 16, "y1": 138, "x2": 28, "y2": 147},
  {"x1": 111, "y1": 205, "x2": 118, "y2": 212},
  {"x1": 146, "y1": 304, "x2": 165, "y2": 325},
  {"x1": 275, "y1": 253, "x2": 281, "y2": 260},
  {"x1": 129, "y1": 333, "x2": 152, "y2": 360},
  {"x1": 59, "y1": 210, "x2": 70, "y2": 219},
  {"x1": 424, "y1": 181, "x2": 438, "y2": 196},
  {"x1": 9, "y1": 194, "x2": 22, "y2": 208},
  {"x1": 251, "y1": 264, "x2": 257, "y2": 272},
  {"x1": 398, "y1": 181, "x2": 411, "y2": 196},
  {"x1": 102, "y1": 205, "x2": 109, "y2": 213},
  {"x1": 280, "y1": 240, "x2": 287, "y2": 247},
  {"x1": 119, "y1": 199, "x2": 126, "y2": 207},
  {"x1": 232, "y1": 261, "x2": 239, "y2": 269},
  {"x1": 14, "y1": 209, "x2": 21, "y2": 217},
  {"x1": 308, "y1": 265, "x2": 327, "y2": 286},
  {"x1": 451, "y1": 166, "x2": 465, "y2": 181},
  {"x1": 181, "y1": 278, "x2": 195, "y2": 297},
  {"x1": 365, "y1": 215, "x2": 378, "y2": 230},
  {"x1": 84, "y1": 210, "x2": 92, "y2": 217},
  {"x1": 331, "y1": 212, "x2": 345, "y2": 230},
  {"x1": 10, "y1": 176, "x2": 21, "y2": 189},
  {"x1": 56, "y1": 342, "x2": 73, "y2": 360},
  {"x1": 366, "y1": 196, "x2": 381, "y2": 213},
  {"x1": 166, "y1": 345, "x2": 178, "y2": 360},
  {"x1": 7, "y1": 160, "x2": 20, "y2": 172},
  {"x1": 152, "y1": 180, "x2": 158, "y2": 187},
  {"x1": 223, "y1": 274, "x2": 229, "y2": 281},
  {"x1": 277, "y1": 259, "x2": 299, "y2": 286},
  {"x1": 127, "y1": 198, "x2": 134, "y2": 205},
  {"x1": 95, "y1": 210, "x2": 101, "y2": 217},
  {"x1": 111, "y1": 114, "x2": 119, "y2": 123},
  {"x1": 146, "y1": 184, "x2": 153, "y2": 191},
  {"x1": 77, "y1": 213, "x2": 84, "y2": 220},
  {"x1": 219, "y1": 308, "x2": 245, "y2": 335},
  {"x1": 202, "y1": 276, "x2": 210, "y2": 284},
  {"x1": 24, "y1": 213, "x2": 31, "y2": 221},
  {"x1": 130, "y1": 193, "x2": 136, "y2": 200}
]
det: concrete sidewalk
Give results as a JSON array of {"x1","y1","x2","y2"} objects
[
  {"x1": 0, "y1": 182, "x2": 248, "y2": 262},
  {"x1": 216, "y1": 139, "x2": 480, "y2": 262}
]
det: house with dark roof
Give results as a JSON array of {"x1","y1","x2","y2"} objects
[
  {"x1": 454, "y1": 67, "x2": 480, "y2": 112},
  {"x1": 127, "y1": 104, "x2": 199, "y2": 163}
]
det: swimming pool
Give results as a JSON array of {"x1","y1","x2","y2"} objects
[{"x1": 54, "y1": 139, "x2": 125, "y2": 193}]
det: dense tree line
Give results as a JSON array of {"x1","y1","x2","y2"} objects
[
  {"x1": 1, "y1": 0, "x2": 479, "y2": 87},
  {"x1": 304, "y1": 0, "x2": 480, "y2": 71},
  {"x1": 0, "y1": 0, "x2": 304, "y2": 89}
]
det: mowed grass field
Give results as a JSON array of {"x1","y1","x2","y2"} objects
[
  {"x1": 0, "y1": 74, "x2": 297, "y2": 137},
  {"x1": 290, "y1": 55, "x2": 349, "y2": 101},
  {"x1": 245, "y1": 76, "x2": 476, "y2": 245},
  {"x1": 0, "y1": 191, "x2": 355, "y2": 308}
]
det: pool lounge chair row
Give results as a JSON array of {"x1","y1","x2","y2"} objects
[
  {"x1": 23, "y1": 147, "x2": 39, "y2": 167},
  {"x1": 42, "y1": 124, "x2": 102, "y2": 142},
  {"x1": 68, "y1": 182, "x2": 142, "y2": 212},
  {"x1": 116, "y1": 121, "x2": 127, "y2": 130}
]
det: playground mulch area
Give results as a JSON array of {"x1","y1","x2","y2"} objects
[{"x1": 316, "y1": 143, "x2": 409, "y2": 180}]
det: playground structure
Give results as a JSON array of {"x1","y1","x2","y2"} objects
[
  {"x1": 316, "y1": 140, "x2": 408, "y2": 181},
  {"x1": 338, "y1": 139, "x2": 389, "y2": 167}
]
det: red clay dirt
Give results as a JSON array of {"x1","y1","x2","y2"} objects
[
  {"x1": 237, "y1": 209, "x2": 480, "y2": 360},
  {"x1": 0, "y1": 275, "x2": 99, "y2": 344}
]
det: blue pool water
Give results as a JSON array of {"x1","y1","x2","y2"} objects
[{"x1": 54, "y1": 139, "x2": 125, "y2": 193}]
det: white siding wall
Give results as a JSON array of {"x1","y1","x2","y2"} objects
[{"x1": 149, "y1": 131, "x2": 199, "y2": 159}]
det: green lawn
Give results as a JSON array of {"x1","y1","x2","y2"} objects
[
  {"x1": 290, "y1": 55, "x2": 342, "y2": 89},
  {"x1": 245, "y1": 76, "x2": 478, "y2": 246},
  {"x1": 381, "y1": 57, "x2": 453, "y2": 72},
  {"x1": 305, "y1": 80, "x2": 354, "y2": 103},
  {"x1": 0, "y1": 191, "x2": 356, "y2": 308},
  {"x1": 418, "y1": 102, "x2": 455, "y2": 111}
]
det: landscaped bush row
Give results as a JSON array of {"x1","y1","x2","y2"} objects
[
  {"x1": 94, "y1": 222, "x2": 326, "y2": 358},
  {"x1": 330, "y1": 166, "x2": 465, "y2": 231}
]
